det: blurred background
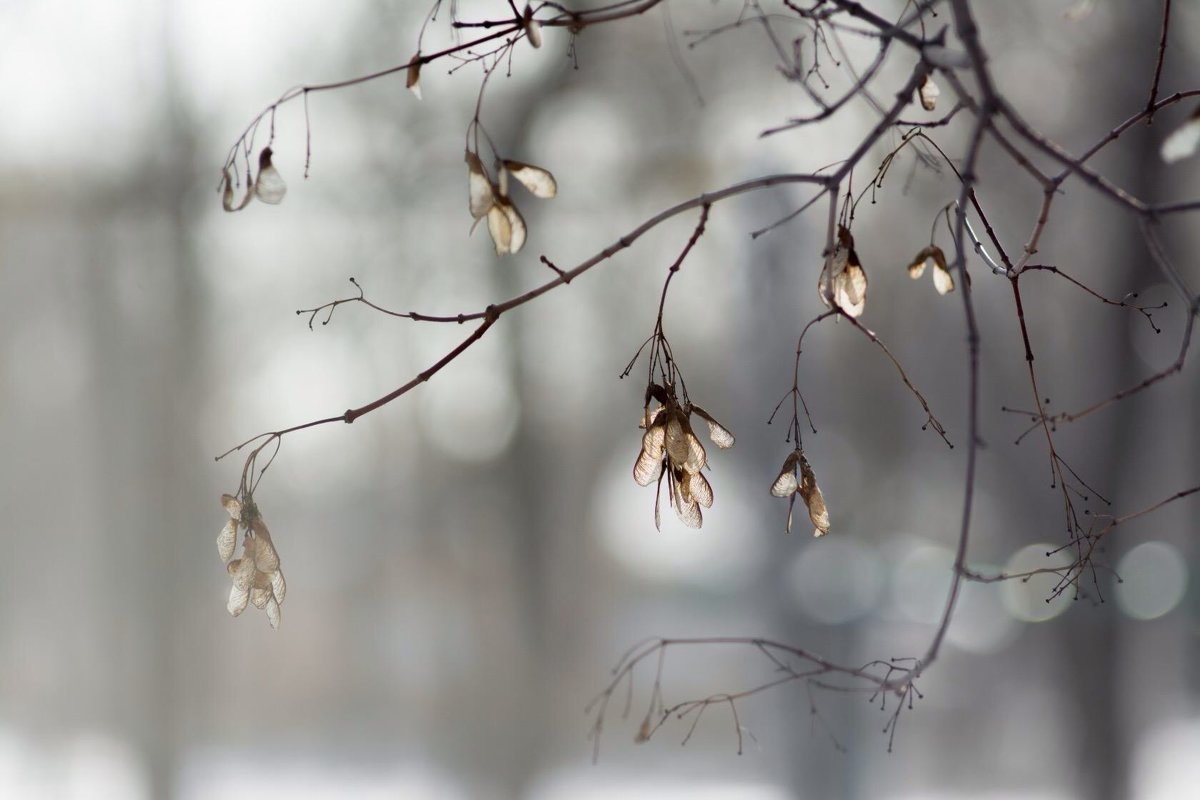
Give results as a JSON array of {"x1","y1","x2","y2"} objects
[{"x1": 1, "y1": 1, "x2": 1198, "y2": 798}]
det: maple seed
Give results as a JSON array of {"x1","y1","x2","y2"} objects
[
  {"x1": 1161, "y1": 104, "x2": 1200, "y2": 163},
  {"x1": 635, "y1": 715, "x2": 652, "y2": 744},
  {"x1": 220, "y1": 168, "x2": 253, "y2": 213},
  {"x1": 798, "y1": 455, "x2": 831, "y2": 537},
  {"x1": 523, "y1": 4, "x2": 543, "y2": 49},
  {"x1": 406, "y1": 54, "x2": 422, "y2": 100},
  {"x1": 918, "y1": 73, "x2": 940, "y2": 111},
  {"x1": 907, "y1": 245, "x2": 954, "y2": 295},
  {"x1": 254, "y1": 147, "x2": 287, "y2": 205},
  {"x1": 502, "y1": 159, "x2": 557, "y2": 198},
  {"x1": 771, "y1": 450, "x2": 830, "y2": 536},
  {"x1": 466, "y1": 151, "x2": 495, "y2": 220},
  {"x1": 498, "y1": 198, "x2": 527, "y2": 254},
  {"x1": 818, "y1": 226, "x2": 868, "y2": 317}
]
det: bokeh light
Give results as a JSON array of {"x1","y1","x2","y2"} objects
[
  {"x1": 1116, "y1": 541, "x2": 1189, "y2": 620},
  {"x1": 892, "y1": 544, "x2": 954, "y2": 625},
  {"x1": 1001, "y1": 544, "x2": 1074, "y2": 623}
]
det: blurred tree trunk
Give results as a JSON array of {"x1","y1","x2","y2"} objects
[
  {"x1": 1062, "y1": 7, "x2": 1166, "y2": 799},
  {"x1": 105, "y1": 4, "x2": 206, "y2": 796}
]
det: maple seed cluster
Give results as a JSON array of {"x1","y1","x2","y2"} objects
[
  {"x1": 218, "y1": 493, "x2": 286, "y2": 629},
  {"x1": 633, "y1": 383, "x2": 735, "y2": 529},
  {"x1": 771, "y1": 450, "x2": 831, "y2": 537},
  {"x1": 221, "y1": 147, "x2": 287, "y2": 212},
  {"x1": 466, "y1": 150, "x2": 557, "y2": 256}
]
